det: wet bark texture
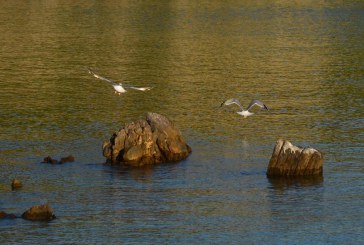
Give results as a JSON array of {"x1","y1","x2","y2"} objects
[{"x1": 267, "y1": 139, "x2": 323, "y2": 177}]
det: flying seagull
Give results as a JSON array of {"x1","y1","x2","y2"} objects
[
  {"x1": 87, "y1": 68, "x2": 152, "y2": 95},
  {"x1": 221, "y1": 98, "x2": 269, "y2": 118}
]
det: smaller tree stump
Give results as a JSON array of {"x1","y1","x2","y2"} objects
[{"x1": 267, "y1": 139, "x2": 323, "y2": 177}]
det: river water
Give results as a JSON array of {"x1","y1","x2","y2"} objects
[{"x1": 0, "y1": 1, "x2": 363, "y2": 244}]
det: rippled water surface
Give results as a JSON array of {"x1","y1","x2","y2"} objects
[{"x1": 1, "y1": 1, "x2": 363, "y2": 244}]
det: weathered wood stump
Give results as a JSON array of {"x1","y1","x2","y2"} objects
[
  {"x1": 267, "y1": 139, "x2": 323, "y2": 177},
  {"x1": 103, "y1": 112, "x2": 192, "y2": 166},
  {"x1": 21, "y1": 204, "x2": 56, "y2": 221}
]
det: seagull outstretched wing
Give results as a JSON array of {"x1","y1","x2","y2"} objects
[
  {"x1": 246, "y1": 99, "x2": 269, "y2": 111},
  {"x1": 221, "y1": 98, "x2": 244, "y2": 110},
  {"x1": 87, "y1": 67, "x2": 118, "y2": 85},
  {"x1": 126, "y1": 86, "x2": 153, "y2": 91},
  {"x1": 87, "y1": 67, "x2": 152, "y2": 91}
]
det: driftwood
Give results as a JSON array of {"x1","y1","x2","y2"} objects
[
  {"x1": 103, "y1": 112, "x2": 191, "y2": 166},
  {"x1": 267, "y1": 139, "x2": 323, "y2": 177}
]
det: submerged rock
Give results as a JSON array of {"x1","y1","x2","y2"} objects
[
  {"x1": 267, "y1": 139, "x2": 323, "y2": 177},
  {"x1": 60, "y1": 155, "x2": 75, "y2": 164},
  {"x1": 41, "y1": 156, "x2": 58, "y2": 164},
  {"x1": 41, "y1": 155, "x2": 75, "y2": 164},
  {"x1": 11, "y1": 178, "x2": 22, "y2": 190},
  {"x1": 21, "y1": 204, "x2": 56, "y2": 221},
  {"x1": 103, "y1": 112, "x2": 192, "y2": 166},
  {"x1": 0, "y1": 211, "x2": 17, "y2": 219}
]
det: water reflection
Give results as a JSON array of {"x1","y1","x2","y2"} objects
[
  {"x1": 103, "y1": 161, "x2": 185, "y2": 183},
  {"x1": 105, "y1": 164, "x2": 157, "y2": 182},
  {"x1": 266, "y1": 175, "x2": 325, "y2": 241},
  {"x1": 267, "y1": 175, "x2": 324, "y2": 190}
]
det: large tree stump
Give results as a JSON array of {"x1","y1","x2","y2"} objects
[
  {"x1": 102, "y1": 112, "x2": 192, "y2": 166},
  {"x1": 267, "y1": 139, "x2": 323, "y2": 177}
]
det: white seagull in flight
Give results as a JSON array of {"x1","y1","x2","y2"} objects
[
  {"x1": 87, "y1": 68, "x2": 152, "y2": 95},
  {"x1": 221, "y1": 98, "x2": 269, "y2": 118}
]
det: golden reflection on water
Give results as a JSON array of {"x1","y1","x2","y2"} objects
[{"x1": 0, "y1": 1, "x2": 362, "y2": 155}]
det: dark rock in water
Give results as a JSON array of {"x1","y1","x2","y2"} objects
[
  {"x1": 0, "y1": 211, "x2": 17, "y2": 219},
  {"x1": 60, "y1": 155, "x2": 75, "y2": 163},
  {"x1": 267, "y1": 139, "x2": 324, "y2": 177},
  {"x1": 21, "y1": 204, "x2": 56, "y2": 221},
  {"x1": 41, "y1": 155, "x2": 75, "y2": 164},
  {"x1": 103, "y1": 112, "x2": 192, "y2": 166},
  {"x1": 41, "y1": 156, "x2": 58, "y2": 164},
  {"x1": 11, "y1": 178, "x2": 22, "y2": 190}
]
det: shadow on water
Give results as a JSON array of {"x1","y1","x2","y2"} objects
[
  {"x1": 267, "y1": 175, "x2": 324, "y2": 190},
  {"x1": 105, "y1": 164, "x2": 155, "y2": 181},
  {"x1": 102, "y1": 161, "x2": 184, "y2": 182}
]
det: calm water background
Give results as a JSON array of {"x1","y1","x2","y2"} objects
[{"x1": 0, "y1": 1, "x2": 363, "y2": 244}]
